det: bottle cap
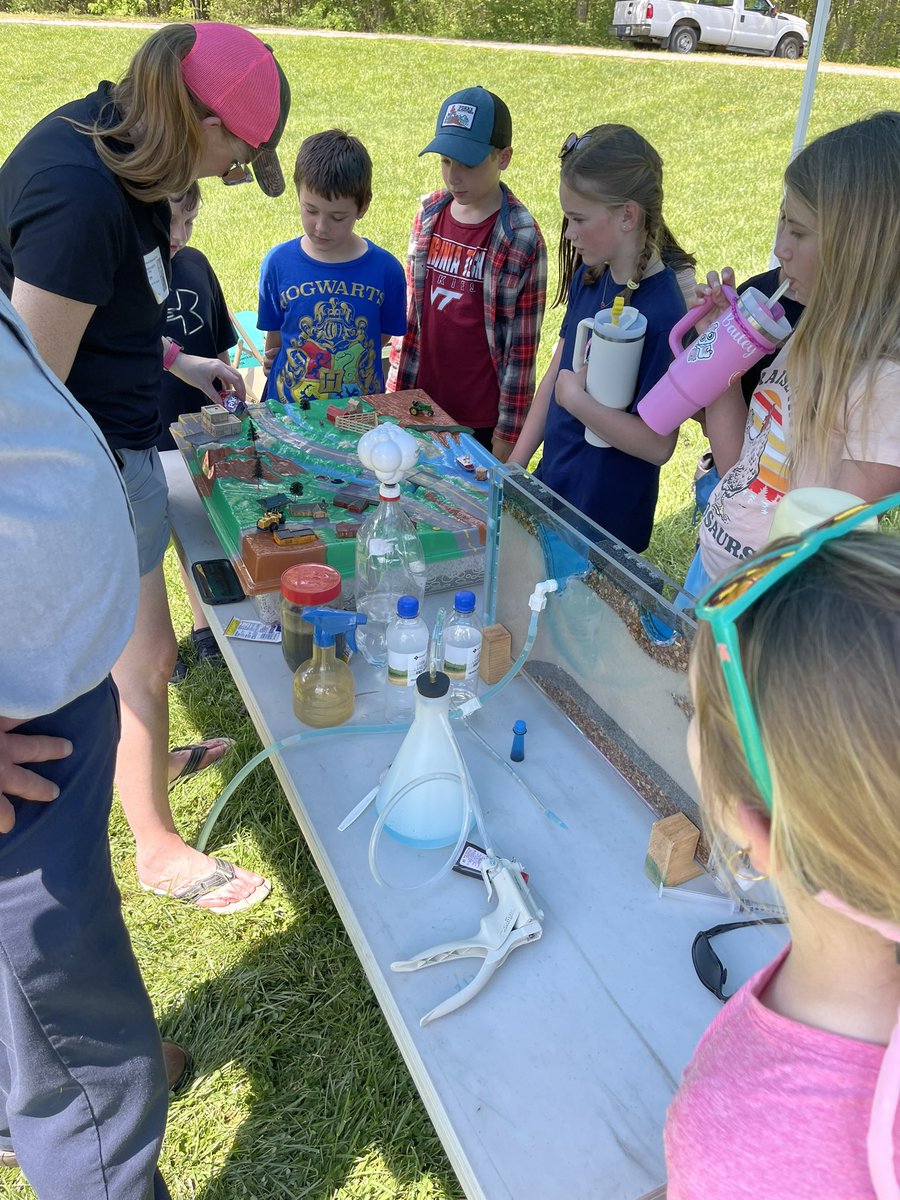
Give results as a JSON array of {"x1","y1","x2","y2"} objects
[
  {"x1": 281, "y1": 563, "x2": 341, "y2": 606},
  {"x1": 454, "y1": 590, "x2": 476, "y2": 614},
  {"x1": 397, "y1": 595, "x2": 419, "y2": 619},
  {"x1": 513, "y1": 720, "x2": 527, "y2": 735}
]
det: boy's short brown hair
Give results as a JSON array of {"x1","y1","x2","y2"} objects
[
  {"x1": 293, "y1": 129, "x2": 372, "y2": 211},
  {"x1": 171, "y1": 181, "x2": 202, "y2": 210}
]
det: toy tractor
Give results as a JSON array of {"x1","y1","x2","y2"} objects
[
  {"x1": 408, "y1": 398, "x2": 434, "y2": 418},
  {"x1": 256, "y1": 508, "x2": 285, "y2": 532}
]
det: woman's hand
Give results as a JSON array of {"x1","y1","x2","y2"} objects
[
  {"x1": 263, "y1": 345, "x2": 278, "y2": 378},
  {"x1": 0, "y1": 718, "x2": 73, "y2": 834},
  {"x1": 171, "y1": 354, "x2": 247, "y2": 403}
]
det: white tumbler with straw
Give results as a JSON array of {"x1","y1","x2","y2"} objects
[
  {"x1": 572, "y1": 304, "x2": 647, "y2": 448},
  {"x1": 767, "y1": 487, "x2": 879, "y2": 542}
]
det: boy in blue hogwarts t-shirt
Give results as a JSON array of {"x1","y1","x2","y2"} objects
[{"x1": 258, "y1": 130, "x2": 406, "y2": 407}]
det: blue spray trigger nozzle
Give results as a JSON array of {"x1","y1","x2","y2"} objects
[{"x1": 302, "y1": 607, "x2": 367, "y2": 652}]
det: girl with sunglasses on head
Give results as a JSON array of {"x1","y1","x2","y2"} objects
[
  {"x1": 509, "y1": 125, "x2": 694, "y2": 553},
  {"x1": 667, "y1": 495, "x2": 900, "y2": 1200},
  {"x1": 0, "y1": 23, "x2": 290, "y2": 920},
  {"x1": 691, "y1": 111, "x2": 900, "y2": 597}
]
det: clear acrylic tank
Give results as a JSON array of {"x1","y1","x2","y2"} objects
[{"x1": 485, "y1": 466, "x2": 702, "y2": 838}]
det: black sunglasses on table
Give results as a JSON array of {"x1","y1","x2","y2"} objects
[{"x1": 692, "y1": 918, "x2": 786, "y2": 1002}]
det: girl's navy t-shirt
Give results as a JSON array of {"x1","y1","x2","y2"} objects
[
  {"x1": 537, "y1": 264, "x2": 685, "y2": 553},
  {"x1": 0, "y1": 83, "x2": 171, "y2": 449}
]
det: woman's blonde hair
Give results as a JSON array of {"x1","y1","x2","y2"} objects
[
  {"x1": 784, "y1": 111, "x2": 900, "y2": 472},
  {"x1": 691, "y1": 530, "x2": 900, "y2": 931},
  {"x1": 81, "y1": 25, "x2": 213, "y2": 202},
  {"x1": 554, "y1": 124, "x2": 694, "y2": 308}
]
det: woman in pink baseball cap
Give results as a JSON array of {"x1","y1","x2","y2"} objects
[
  {"x1": 98, "y1": 22, "x2": 291, "y2": 200},
  {"x1": 0, "y1": 24, "x2": 291, "y2": 925}
]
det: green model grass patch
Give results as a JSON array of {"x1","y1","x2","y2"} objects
[{"x1": 0, "y1": 25, "x2": 896, "y2": 1200}]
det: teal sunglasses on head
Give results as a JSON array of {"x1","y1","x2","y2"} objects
[{"x1": 695, "y1": 491, "x2": 900, "y2": 810}]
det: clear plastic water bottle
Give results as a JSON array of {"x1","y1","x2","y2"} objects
[
  {"x1": 354, "y1": 483, "x2": 427, "y2": 666},
  {"x1": 443, "y1": 590, "x2": 482, "y2": 707},
  {"x1": 386, "y1": 595, "x2": 429, "y2": 720}
]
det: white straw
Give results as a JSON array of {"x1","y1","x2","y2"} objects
[{"x1": 768, "y1": 277, "x2": 791, "y2": 307}]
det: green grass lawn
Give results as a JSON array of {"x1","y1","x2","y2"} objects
[{"x1": 0, "y1": 24, "x2": 897, "y2": 1198}]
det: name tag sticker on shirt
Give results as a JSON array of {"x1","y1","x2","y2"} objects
[{"x1": 143, "y1": 247, "x2": 169, "y2": 303}]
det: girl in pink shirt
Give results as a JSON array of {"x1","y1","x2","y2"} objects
[{"x1": 666, "y1": 503, "x2": 900, "y2": 1199}]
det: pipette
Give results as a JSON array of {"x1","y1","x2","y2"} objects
[{"x1": 428, "y1": 606, "x2": 446, "y2": 682}]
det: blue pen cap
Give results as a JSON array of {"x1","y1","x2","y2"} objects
[
  {"x1": 397, "y1": 595, "x2": 419, "y2": 619},
  {"x1": 454, "y1": 590, "x2": 476, "y2": 614}
]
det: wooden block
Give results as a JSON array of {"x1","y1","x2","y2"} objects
[
  {"x1": 479, "y1": 623, "x2": 512, "y2": 684},
  {"x1": 644, "y1": 813, "x2": 703, "y2": 887}
]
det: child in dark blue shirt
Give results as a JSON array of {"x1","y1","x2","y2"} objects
[
  {"x1": 156, "y1": 183, "x2": 236, "y2": 453},
  {"x1": 158, "y1": 182, "x2": 236, "y2": 679},
  {"x1": 510, "y1": 125, "x2": 692, "y2": 553}
]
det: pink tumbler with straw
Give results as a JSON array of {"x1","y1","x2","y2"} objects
[{"x1": 637, "y1": 286, "x2": 793, "y2": 436}]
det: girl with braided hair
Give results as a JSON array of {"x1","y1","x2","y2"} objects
[{"x1": 510, "y1": 124, "x2": 693, "y2": 552}]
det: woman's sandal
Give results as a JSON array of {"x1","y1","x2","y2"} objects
[
  {"x1": 141, "y1": 857, "x2": 272, "y2": 915},
  {"x1": 168, "y1": 738, "x2": 235, "y2": 788}
]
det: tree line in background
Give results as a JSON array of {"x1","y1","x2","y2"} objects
[{"x1": 0, "y1": 0, "x2": 896, "y2": 66}]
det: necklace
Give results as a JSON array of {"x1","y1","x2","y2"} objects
[
  {"x1": 600, "y1": 265, "x2": 642, "y2": 310},
  {"x1": 599, "y1": 267, "x2": 616, "y2": 311}
]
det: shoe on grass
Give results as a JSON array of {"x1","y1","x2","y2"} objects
[
  {"x1": 191, "y1": 626, "x2": 223, "y2": 666},
  {"x1": 168, "y1": 738, "x2": 235, "y2": 789},
  {"x1": 169, "y1": 653, "x2": 188, "y2": 686},
  {"x1": 163, "y1": 1040, "x2": 193, "y2": 1097},
  {"x1": 142, "y1": 856, "x2": 272, "y2": 915}
]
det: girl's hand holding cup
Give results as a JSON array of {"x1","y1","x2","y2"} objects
[
  {"x1": 692, "y1": 267, "x2": 737, "y2": 336},
  {"x1": 555, "y1": 364, "x2": 590, "y2": 416}
]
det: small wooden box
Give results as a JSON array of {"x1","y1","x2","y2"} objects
[
  {"x1": 644, "y1": 813, "x2": 703, "y2": 887},
  {"x1": 479, "y1": 623, "x2": 512, "y2": 685}
]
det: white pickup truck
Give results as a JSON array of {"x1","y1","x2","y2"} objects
[{"x1": 612, "y1": 0, "x2": 809, "y2": 58}]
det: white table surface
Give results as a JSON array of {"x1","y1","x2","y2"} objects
[{"x1": 163, "y1": 450, "x2": 788, "y2": 1200}]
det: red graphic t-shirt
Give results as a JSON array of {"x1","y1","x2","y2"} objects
[{"x1": 417, "y1": 206, "x2": 499, "y2": 431}]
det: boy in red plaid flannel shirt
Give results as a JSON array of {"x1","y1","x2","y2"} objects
[{"x1": 387, "y1": 87, "x2": 546, "y2": 462}]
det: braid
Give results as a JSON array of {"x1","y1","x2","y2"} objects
[{"x1": 622, "y1": 206, "x2": 662, "y2": 308}]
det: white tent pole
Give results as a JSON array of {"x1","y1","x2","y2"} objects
[
  {"x1": 790, "y1": 0, "x2": 832, "y2": 158},
  {"x1": 769, "y1": 0, "x2": 832, "y2": 266}
]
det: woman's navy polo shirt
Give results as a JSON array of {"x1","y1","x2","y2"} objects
[
  {"x1": 536, "y1": 264, "x2": 685, "y2": 554},
  {"x1": 0, "y1": 83, "x2": 171, "y2": 449}
]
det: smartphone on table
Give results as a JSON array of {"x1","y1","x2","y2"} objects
[{"x1": 191, "y1": 559, "x2": 245, "y2": 605}]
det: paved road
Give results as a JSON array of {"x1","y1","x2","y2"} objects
[{"x1": 1, "y1": 14, "x2": 896, "y2": 78}]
